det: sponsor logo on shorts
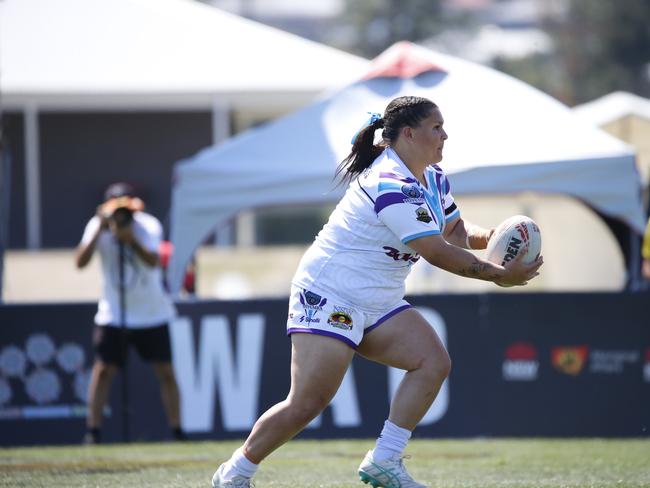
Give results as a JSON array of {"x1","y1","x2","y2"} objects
[
  {"x1": 415, "y1": 207, "x2": 432, "y2": 223},
  {"x1": 298, "y1": 316, "x2": 320, "y2": 324},
  {"x1": 298, "y1": 290, "x2": 328, "y2": 325},
  {"x1": 327, "y1": 307, "x2": 354, "y2": 331},
  {"x1": 551, "y1": 345, "x2": 588, "y2": 376},
  {"x1": 502, "y1": 342, "x2": 538, "y2": 381}
]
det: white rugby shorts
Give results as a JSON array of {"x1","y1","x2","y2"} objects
[{"x1": 286, "y1": 284, "x2": 411, "y2": 348}]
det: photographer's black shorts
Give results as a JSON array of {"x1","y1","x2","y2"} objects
[{"x1": 93, "y1": 323, "x2": 172, "y2": 367}]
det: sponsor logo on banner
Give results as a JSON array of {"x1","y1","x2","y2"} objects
[
  {"x1": 502, "y1": 342, "x2": 539, "y2": 381},
  {"x1": 644, "y1": 348, "x2": 650, "y2": 383},
  {"x1": 0, "y1": 333, "x2": 91, "y2": 420},
  {"x1": 589, "y1": 350, "x2": 640, "y2": 374},
  {"x1": 551, "y1": 345, "x2": 589, "y2": 376}
]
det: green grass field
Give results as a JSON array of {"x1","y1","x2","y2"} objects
[{"x1": 1, "y1": 438, "x2": 649, "y2": 487}]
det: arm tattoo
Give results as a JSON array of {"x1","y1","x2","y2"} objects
[{"x1": 460, "y1": 259, "x2": 501, "y2": 281}]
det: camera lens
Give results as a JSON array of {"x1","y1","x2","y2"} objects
[{"x1": 111, "y1": 207, "x2": 134, "y2": 228}]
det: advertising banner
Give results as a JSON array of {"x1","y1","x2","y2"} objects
[{"x1": 0, "y1": 293, "x2": 648, "y2": 446}]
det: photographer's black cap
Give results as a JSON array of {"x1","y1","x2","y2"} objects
[{"x1": 104, "y1": 182, "x2": 136, "y2": 201}]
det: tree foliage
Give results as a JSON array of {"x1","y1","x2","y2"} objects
[
  {"x1": 507, "y1": 0, "x2": 650, "y2": 105},
  {"x1": 328, "y1": 0, "x2": 451, "y2": 58}
]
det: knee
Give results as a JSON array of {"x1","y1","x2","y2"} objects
[
  {"x1": 437, "y1": 351, "x2": 452, "y2": 379},
  {"x1": 421, "y1": 348, "x2": 452, "y2": 383},
  {"x1": 286, "y1": 395, "x2": 329, "y2": 426}
]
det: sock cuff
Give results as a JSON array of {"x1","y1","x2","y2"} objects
[
  {"x1": 237, "y1": 447, "x2": 259, "y2": 468},
  {"x1": 384, "y1": 419, "x2": 412, "y2": 439}
]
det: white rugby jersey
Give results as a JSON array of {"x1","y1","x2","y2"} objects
[{"x1": 293, "y1": 147, "x2": 460, "y2": 312}]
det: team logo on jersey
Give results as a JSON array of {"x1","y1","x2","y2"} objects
[
  {"x1": 415, "y1": 207, "x2": 432, "y2": 223},
  {"x1": 327, "y1": 307, "x2": 353, "y2": 331},
  {"x1": 400, "y1": 184, "x2": 425, "y2": 204},
  {"x1": 298, "y1": 290, "x2": 328, "y2": 324},
  {"x1": 401, "y1": 184, "x2": 422, "y2": 199}
]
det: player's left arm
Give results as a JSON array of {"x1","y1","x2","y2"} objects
[
  {"x1": 437, "y1": 171, "x2": 494, "y2": 250},
  {"x1": 443, "y1": 216, "x2": 494, "y2": 250}
]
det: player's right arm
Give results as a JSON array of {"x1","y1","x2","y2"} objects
[{"x1": 407, "y1": 233, "x2": 541, "y2": 287}]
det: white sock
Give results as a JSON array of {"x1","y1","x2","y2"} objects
[
  {"x1": 372, "y1": 419, "x2": 412, "y2": 462},
  {"x1": 222, "y1": 447, "x2": 259, "y2": 480}
]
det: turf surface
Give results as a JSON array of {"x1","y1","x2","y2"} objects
[{"x1": 1, "y1": 438, "x2": 649, "y2": 487}]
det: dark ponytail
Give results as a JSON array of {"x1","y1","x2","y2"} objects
[
  {"x1": 335, "y1": 96, "x2": 437, "y2": 186},
  {"x1": 334, "y1": 116, "x2": 385, "y2": 186}
]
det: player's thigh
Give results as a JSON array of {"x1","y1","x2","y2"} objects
[
  {"x1": 357, "y1": 307, "x2": 448, "y2": 371},
  {"x1": 288, "y1": 332, "x2": 355, "y2": 403}
]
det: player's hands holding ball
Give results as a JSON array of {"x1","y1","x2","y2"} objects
[
  {"x1": 487, "y1": 215, "x2": 543, "y2": 287},
  {"x1": 494, "y1": 249, "x2": 543, "y2": 287}
]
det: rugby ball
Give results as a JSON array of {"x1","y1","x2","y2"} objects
[{"x1": 486, "y1": 215, "x2": 542, "y2": 268}]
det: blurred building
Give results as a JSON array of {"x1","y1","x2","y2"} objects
[
  {"x1": 206, "y1": 0, "x2": 344, "y2": 44},
  {"x1": 0, "y1": 0, "x2": 367, "y2": 249},
  {"x1": 426, "y1": 0, "x2": 567, "y2": 64}
]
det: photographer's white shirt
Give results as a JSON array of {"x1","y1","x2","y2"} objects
[{"x1": 80, "y1": 212, "x2": 176, "y2": 328}]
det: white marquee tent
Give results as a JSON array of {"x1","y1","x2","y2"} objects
[
  {"x1": 168, "y1": 42, "x2": 645, "y2": 293},
  {"x1": 0, "y1": 0, "x2": 367, "y2": 109}
]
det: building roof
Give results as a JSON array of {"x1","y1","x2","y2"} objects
[
  {"x1": 0, "y1": 0, "x2": 368, "y2": 109},
  {"x1": 573, "y1": 91, "x2": 650, "y2": 126}
]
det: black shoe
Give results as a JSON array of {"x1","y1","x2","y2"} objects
[
  {"x1": 172, "y1": 427, "x2": 186, "y2": 441},
  {"x1": 83, "y1": 428, "x2": 101, "y2": 445}
]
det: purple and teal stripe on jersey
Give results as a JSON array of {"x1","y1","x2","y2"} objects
[
  {"x1": 374, "y1": 192, "x2": 410, "y2": 213},
  {"x1": 402, "y1": 228, "x2": 440, "y2": 244},
  {"x1": 430, "y1": 169, "x2": 461, "y2": 221},
  {"x1": 375, "y1": 173, "x2": 424, "y2": 213},
  {"x1": 379, "y1": 172, "x2": 418, "y2": 184},
  {"x1": 377, "y1": 181, "x2": 403, "y2": 193}
]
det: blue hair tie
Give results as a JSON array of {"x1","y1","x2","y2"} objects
[{"x1": 351, "y1": 112, "x2": 382, "y2": 145}]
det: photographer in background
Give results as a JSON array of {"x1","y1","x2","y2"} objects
[{"x1": 76, "y1": 182, "x2": 183, "y2": 444}]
